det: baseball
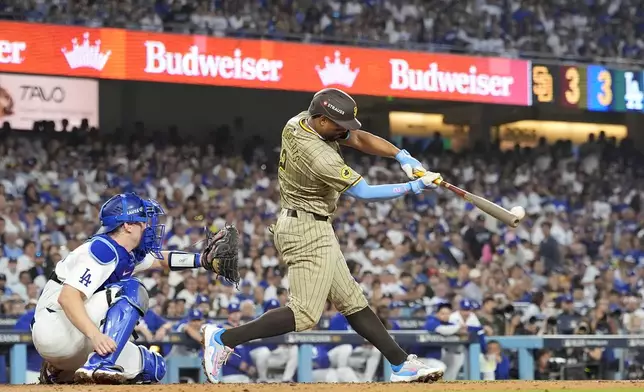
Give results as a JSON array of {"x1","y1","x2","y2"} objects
[{"x1": 510, "y1": 206, "x2": 526, "y2": 220}]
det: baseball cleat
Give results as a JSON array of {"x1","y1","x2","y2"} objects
[
  {"x1": 73, "y1": 366, "x2": 97, "y2": 384},
  {"x1": 74, "y1": 364, "x2": 128, "y2": 385},
  {"x1": 39, "y1": 361, "x2": 63, "y2": 384},
  {"x1": 201, "y1": 324, "x2": 234, "y2": 383},
  {"x1": 390, "y1": 354, "x2": 444, "y2": 383}
]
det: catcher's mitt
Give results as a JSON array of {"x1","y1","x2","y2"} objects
[{"x1": 201, "y1": 224, "x2": 241, "y2": 287}]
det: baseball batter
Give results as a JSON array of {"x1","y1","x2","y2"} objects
[
  {"x1": 32, "y1": 193, "x2": 234, "y2": 384},
  {"x1": 203, "y1": 88, "x2": 444, "y2": 383}
]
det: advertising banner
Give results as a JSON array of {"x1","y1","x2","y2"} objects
[
  {"x1": 0, "y1": 73, "x2": 98, "y2": 130},
  {"x1": 0, "y1": 21, "x2": 531, "y2": 106}
]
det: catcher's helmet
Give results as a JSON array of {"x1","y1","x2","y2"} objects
[
  {"x1": 96, "y1": 193, "x2": 166, "y2": 259},
  {"x1": 308, "y1": 88, "x2": 361, "y2": 130}
]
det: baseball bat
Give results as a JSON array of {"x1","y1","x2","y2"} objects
[{"x1": 413, "y1": 170, "x2": 520, "y2": 228}]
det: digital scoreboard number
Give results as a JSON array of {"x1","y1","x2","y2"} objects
[
  {"x1": 587, "y1": 65, "x2": 615, "y2": 112},
  {"x1": 560, "y1": 66, "x2": 587, "y2": 109},
  {"x1": 531, "y1": 64, "x2": 587, "y2": 109}
]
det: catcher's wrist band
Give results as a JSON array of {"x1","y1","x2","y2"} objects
[{"x1": 168, "y1": 252, "x2": 201, "y2": 270}]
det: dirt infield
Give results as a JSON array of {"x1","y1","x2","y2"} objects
[{"x1": 4, "y1": 381, "x2": 644, "y2": 392}]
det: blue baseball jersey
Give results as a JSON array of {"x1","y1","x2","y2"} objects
[
  {"x1": 312, "y1": 345, "x2": 331, "y2": 369},
  {"x1": 222, "y1": 344, "x2": 253, "y2": 376},
  {"x1": 416, "y1": 316, "x2": 456, "y2": 359},
  {"x1": 143, "y1": 309, "x2": 167, "y2": 334},
  {"x1": 328, "y1": 312, "x2": 350, "y2": 331},
  {"x1": 495, "y1": 354, "x2": 511, "y2": 380},
  {"x1": 15, "y1": 309, "x2": 42, "y2": 372},
  {"x1": 328, "y1": 312, "x2": 360, "y2": 348}
]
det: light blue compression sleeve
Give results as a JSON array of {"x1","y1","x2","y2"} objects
[{"x1": 345, "y1": 178, "x2": 424, "y2": 201}]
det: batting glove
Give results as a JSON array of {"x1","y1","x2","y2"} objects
[
  {"x1": 395, "y1": 149, "x2": 427, "y2": 180},
  {"x1": 410, "y1": 171, "x2": 443, "y2": 194}
]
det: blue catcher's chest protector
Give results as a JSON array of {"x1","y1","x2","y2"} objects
[{"x1": 89, "y1": 234, "x2": 140, "y2": 292}]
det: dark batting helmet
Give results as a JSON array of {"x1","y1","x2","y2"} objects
[{"x1": 308, "y1": 88, "x2": 361, "y2": 130}]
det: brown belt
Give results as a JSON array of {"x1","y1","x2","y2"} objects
[{"x1": 286, "y1": 209, "x2": 329, "y2": 222}]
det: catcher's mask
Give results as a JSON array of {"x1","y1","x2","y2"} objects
[{"x1": 96, "y1": 193, "x2": 166, "y2": 259}]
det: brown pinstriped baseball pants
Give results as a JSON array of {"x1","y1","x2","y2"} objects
[{"x1": 273, "y1": 209, "x2": 368, "y2": 332}]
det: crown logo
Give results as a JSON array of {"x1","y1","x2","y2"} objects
[
  {"x1": 315, "y1": 51, "x2": 360, "y2": 88},
  {"x1": 61, "y1": 32, "x2": 112, "y2": 71}
]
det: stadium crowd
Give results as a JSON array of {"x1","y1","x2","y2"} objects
[
  {"x1": 0, "y1": 124, "x2": 642, "y2": 381},
  {"x1": 1, "y1": 0, "x2": 643, "y2": 62}
]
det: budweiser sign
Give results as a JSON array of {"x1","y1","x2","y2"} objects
[
  {"x1": 0, "y1": 21, "x2": 531, "y2": 105},
  {"x1": 390, "y1": 61, "x2": 515, "y2": 98},
  {"x1": 143, "y1": 42, "x2": 283, "y2": 82}
]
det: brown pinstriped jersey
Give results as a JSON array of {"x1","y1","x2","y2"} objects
[{"x1": 278, "y1": 111, "x2": 362, "y2": 216}]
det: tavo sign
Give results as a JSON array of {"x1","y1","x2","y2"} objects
[
  {"x1": 0, "y1": 73, "x2": 98, "y2": 130},
  {"x1": 0, "y1": 21, "x2": 531, "y2": 106}
]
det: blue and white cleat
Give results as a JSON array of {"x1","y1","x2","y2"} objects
[
  {"x1": 390, "y1": 354, "x2": 444, "y2": 383},
  {"x1": 201, "y1": 324, "x2": 234, "y2": 383}
]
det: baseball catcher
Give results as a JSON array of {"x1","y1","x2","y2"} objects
[{"x1": 32, "y1": 193, "x2": 241, "y2": 384}]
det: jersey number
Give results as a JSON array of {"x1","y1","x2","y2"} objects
[
  {"x1": 79, "y1": 268, "x2": 92, "y2": 287},
  {"x1": 279, "y1": 149, "x2": 287, "y2": 171}
]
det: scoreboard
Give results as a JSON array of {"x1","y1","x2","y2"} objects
[
  {"x1": 532, "y1": 64, "x2": 587, "y2": 109},
  {"x1": 531, "y1": 63, "x2": 644, "y2": 113}
]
